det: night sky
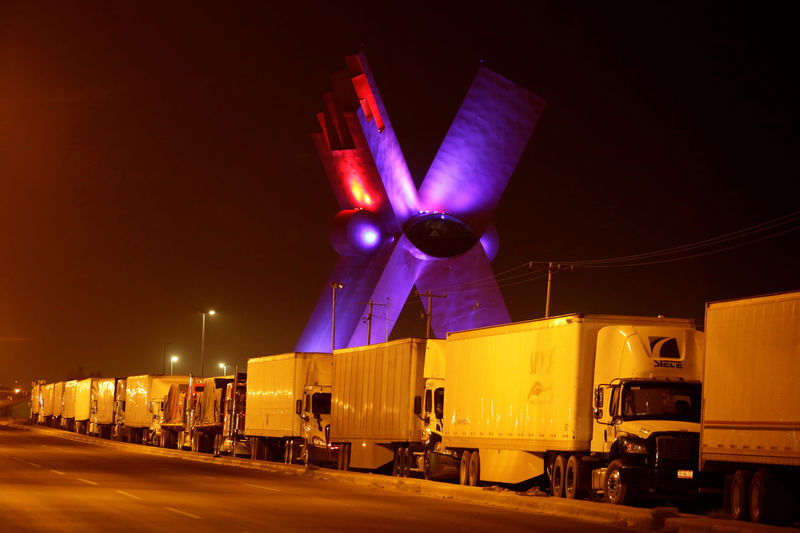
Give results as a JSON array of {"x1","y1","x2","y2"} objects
[{"x1": 2, "y1": 3, "x2": 797, "y2": 386}]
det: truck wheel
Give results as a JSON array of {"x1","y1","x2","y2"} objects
[
  {"x1": 393, "y1": 447, "x2": 406, "y2": 477},
  {"x1": 604, "y1": 460, "x2": 634, "y2": 505},
  {"x1": 468, "y1": 450, "x2": 480, "y2": 487},
  {"x1": 423, "y1": 449, "x2": 432, "y2": 481},
  {"x1": 191, "y1": 432, "x2": 199, "y2": 452},
  {"x1": 552, "y1": 455, "x2": 566, "y2": 497},
  {"x1": 565, "y1": 455, "x2": 582, "y2": 499},
  {"x1": 284, "y1": 439, "x2": 294, "y2": 464},
  {"x1": 213, "y1": 434, "x2": 221, "y2": 457},
  {"x1": 403, "y1": 448, "x2": 414, "y2": 478},
  {"x1": 459, "y1": 451, "x2": 471, "y2": 485},
  {"x1": 730, "y1": 469, "x2": 752, "y2": 520}
]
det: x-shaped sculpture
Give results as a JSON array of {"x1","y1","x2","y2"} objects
[{"x1": 296, "y1": 53, "x2": 545, "y2": 352}]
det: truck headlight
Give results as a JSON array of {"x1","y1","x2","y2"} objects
[
  {"x1": 312, "y1": 436, "x2": 326, "y2": 447},
  {"x1": 621, "y1": 437, "x2": 648, "y2": 455}
]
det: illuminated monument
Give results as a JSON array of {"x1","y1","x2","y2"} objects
[{"x1": 296, "y1": 53, "x2": 545, "y2": 352}]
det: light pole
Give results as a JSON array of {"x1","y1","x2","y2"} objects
[
  {"x1": 170, "y1": 355, "x2": 179, "y2": 375},
  {"x1": 200, "y1": 309, "x2": 215, "y2": 377},
  {"x1": 329, "y1": 282, "x2": 343, "y2": 352},
  {"x1": 218, "y1": 362, "x2": 227, "y2": 375}
]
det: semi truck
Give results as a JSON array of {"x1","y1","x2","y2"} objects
[
  {"x1": 330, "y1": 338, "x2": 451, "y2": 475},
  {"x1": 217, "y1": 374, "x2": 248, "y2": 457},
  {"x1": 124, "y1": 374, "x2": 190, "y2": 445},
  {"x1": 700, "y1": 291, "x2": 800, "y2": 525},
  {"x1": 161, "y1": 381, "x2": 189, "y2": 449},
  {"x1": 74, "y1": 377, "x2": 117, "y2": 437},
  {"x1": 60, "y1": 380, "x2": 78, "y2": 431},
  {"x1": 111, "y1": 379, "x2": 127, "y2": 441},
  {"x1": 174, "y1": 374, "x2": 245, "y2": 454},
  {"x1": 427, "y1": 314, "x2": 703, "y2": 505},
  {"x1": 246, "y1": 353, "x2": 334, "y2": 465}
]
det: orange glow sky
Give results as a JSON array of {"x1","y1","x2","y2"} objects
[{"x1": 1, "y1": 4, "x2": 797, "y2": 386}]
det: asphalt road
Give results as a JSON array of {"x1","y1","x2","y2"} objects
[{"x1": 0, "y1": 422, "x2": 651, "y2": 533}]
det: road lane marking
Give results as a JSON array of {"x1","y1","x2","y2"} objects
[
  {"x1": 115, "y1": 490, "x2": 141, "y2": 500},
  {"x1": 11, "y1": 456, "x2": 25, "y2": 461},
  {"x1": 244, "y1": 483, "x2": 280, "y2": 492},
  {"x1": 164, "y1": 507, "x2": 201, "y2": 519},
  {"x1": 28, "y1": 462, "x2": 41, "y2": 467},
  {"x1": 50, "y1": 469, "x2": 65, "y2": 475},
  {"x1": 77, "y1": 478, "x2": 99, "y2": 486}
]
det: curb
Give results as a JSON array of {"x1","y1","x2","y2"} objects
[{"x1": 11, "y1": 422, "x2": 795, "y2": 532}]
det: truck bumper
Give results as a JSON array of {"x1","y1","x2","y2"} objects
[
  {"x1": 619, "y1": 464, "x2": 707, "y2": 497},
  {"x1": 308, "y1": 444, "x2": 339, "y2": 466}
]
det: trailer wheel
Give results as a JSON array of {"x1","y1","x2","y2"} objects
[
  {"x1": 341, "y1": 443, "x2": 351, "y2": 471},
  {"x1": 730, "y1": 470, "x2": 752, "y2": 520},
  {"x1": 468, "y1": 450, "x2": 481, "y2": 487},
  {"x1": 604, "y1": 460, "x2": 635, "y2": 505},
  {"x1": 459, "y1": 451, "x2": 471, "y2": 485},
  {"x1": 565, "y1": 455, "x2": 583, "y2": 499},
  {"x1": 552, "y1": 455, "x2": 566, "y2": 497}
]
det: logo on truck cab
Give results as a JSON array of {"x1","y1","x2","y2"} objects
[{"x1": 648, "y1": 337, "x2": 682, "y2": 368}]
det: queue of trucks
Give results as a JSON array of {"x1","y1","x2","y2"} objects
[{"x1": 28, "y1": 291, "x2": 800, "y2": 526}]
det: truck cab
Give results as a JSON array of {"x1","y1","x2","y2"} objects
[
  {"x1": 418, "y1": 377, "x2": 460, "y2": 479},
  {"x1": 590, "y1": 325, "x2": 704, "y2": 504},
  {"x1": 296, "y1": 384, "x2": 336, "y2": 465}
]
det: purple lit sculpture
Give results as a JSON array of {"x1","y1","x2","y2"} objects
[{"x1": 296, "y1": 53, "x2": 545, "y2": 352}]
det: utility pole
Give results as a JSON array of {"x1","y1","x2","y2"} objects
[
  {"x1": 329, "y1": 282, "x2": 343, "y2": 352},
  {"x1": 359, "y1": 299, "x2": 390, "y2": 345},
  {"x1": 545, "y1": 262, "x2": 573, "y2": 317},
  {"x1": 416, "y1": 290, "x2": 446, "y2": 338}
]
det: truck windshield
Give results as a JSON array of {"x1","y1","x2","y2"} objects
[
  {"x1": 311, "y1": 393, "x2": 331, "y2": 416},
  {"x1": 620, "y1": 382, "x2": 700, "y2": 422}
]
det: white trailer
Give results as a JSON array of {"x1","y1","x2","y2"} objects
[
  {"x1": 40, "y1": 382, "x2": 55, "y2": 425},
  {"x1": 52, "y1": 381, "x2": 65, "y2": 425},
  {"x1": 701, "y1": 291, "x2": 800, "y2": 525},
  {"x1": 125, "y1": 374, "x2": 190, "y2": 445},
  {"x1": 437, "y1": 314, "x2": 703, "y2": 504},
  {"x1": 246, "y1": 353, "x2": 333, "y2": 465},
  {"x1": 29, "y1": 382, "x2": 42, "y2": 423},
  {"x1": 61, "y1": 380, "x2": 78, "y2": 431},
  {"x1": 330, "y1": 338, "x2": 446, "y2": 472},
  {"x1": 74, "y1": 378, "x2": 116, "y2": 436}
]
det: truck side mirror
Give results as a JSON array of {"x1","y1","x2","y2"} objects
[
  {"x1": 413, "y1": 395, "x2": 422, "y2": 415},
  {"x1": 295, "y1": 399, "x2": 302, "y2": 416}
]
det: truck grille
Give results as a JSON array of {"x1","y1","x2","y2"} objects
[{"x1": 656, "y1": 435, "x2": 698, "y2": 463}]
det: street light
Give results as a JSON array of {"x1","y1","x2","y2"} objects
[
  {"x1": 170, "y1": 355, "x2": 179, "y2": 375},
  {"x1": 200, "y1": 309, "x2": 216, "y2": 377},
  {"x1": 329, "y1": 282, "x2": 343, "y2": 353},
  {"x1": 218, "y1": 362, "x2": 227, "y2": 375}
]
